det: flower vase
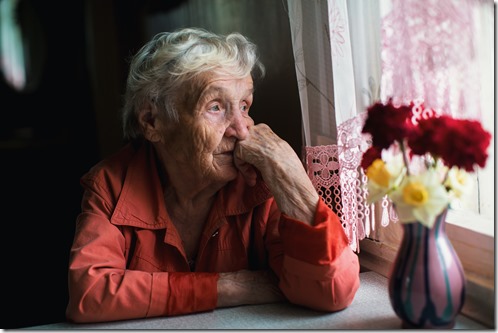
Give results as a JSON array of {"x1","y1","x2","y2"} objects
[{"x1": 388, "y1": 207, "x2": 466, "y2": 329}]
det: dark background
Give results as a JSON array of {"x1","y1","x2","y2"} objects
[{"x1": 0, "y1": 0, "x2": 302, "y2": 328}]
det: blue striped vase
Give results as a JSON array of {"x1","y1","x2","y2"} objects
[{"x1": 388, "y1": 208, "x2": 466, "y2": 329}]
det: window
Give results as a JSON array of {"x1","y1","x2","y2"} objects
[
  {"x1": 353, "y1": 0, "x2": 494, "y2": 327},
  {"x1": 0, "y1": 0, "x2": 26, "y2": 90},
  {"x1": 0, "y1": 0, "x2": 45, "y2": 93},
  {"x1": 287, "y1": 3, "x2": 494, "y2": 323}
]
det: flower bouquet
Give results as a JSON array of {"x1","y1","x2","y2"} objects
[
  {"x1": 360, "y1": 99, "x2": 492, "y2": 228},
  {"x1": 361, "y1": 99, "x2": 492, "y2": 328}
]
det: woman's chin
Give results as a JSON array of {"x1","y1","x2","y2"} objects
[
  {"x1": 223, "y1": 165, "x2": 239, "y2": 178},
  {"x1": 214, "y1": 163, "x2": 238, "y2": 182}
]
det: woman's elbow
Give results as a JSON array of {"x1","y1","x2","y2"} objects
[
  {"x1": 281, "y1": 251, "x2": 361, "y2": 312},
  {"x1": 65, "y1": 292, "x2": 109, "y2": 323},
  {"x1": 322, "y1": 252, "x2": 361, "y2": 312},
  {"x1": 65, "y1": 299, "x2": 90, "y2": 323},
  {"x1": 289, "y1": 273, "x2": 360, "y2": 313},
  {"x1": 319, "y1": 270, "x2": 360, "y2": 312}
]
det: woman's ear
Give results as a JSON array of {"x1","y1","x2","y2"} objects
[{"x1": 138, "y1": 102, "x2": 162, "y2": 142}]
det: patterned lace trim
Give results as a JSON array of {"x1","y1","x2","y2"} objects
[{"x1": 304, "y1": 113, "x2": 398, "y2": 252}]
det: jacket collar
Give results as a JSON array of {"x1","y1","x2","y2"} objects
[{"x1": 110, "y1": 142, "x2": 272, "y2": 229}]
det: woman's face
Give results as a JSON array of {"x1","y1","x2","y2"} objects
[{"x1": 160, "y1": 74, "x2": 255, "y2": 184}]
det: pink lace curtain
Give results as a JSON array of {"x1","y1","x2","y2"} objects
[
  {"x1": 286, "y1": 0, "x2": 492, "y2": 252},
  {"x1": 380, "y1": 0, "x2": 491, "y2": 120},
  {"x1": 380, "y1": 0, "x2": 493, "y2": 218}
]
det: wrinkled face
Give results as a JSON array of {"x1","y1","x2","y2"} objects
[{"x1": 160, "y1": 74, "x2": 255, "y2": 184}]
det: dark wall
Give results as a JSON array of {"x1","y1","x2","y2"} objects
[
  {"x1": 0, "y1": 0, "x2": 301, "y2": 328},
  {"x1": 1, "y1": 0, "x2": 99, "y2": 329}
]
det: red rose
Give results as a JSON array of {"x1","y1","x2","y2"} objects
[{"x1": 362, "y1": 100, "x2": 415, "y2": 149}]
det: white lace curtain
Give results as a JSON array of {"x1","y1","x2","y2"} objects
[
  {"x1": 286, "y1": 0, "x2": 382, "y2": 251},
  {"x1": 286, "y1": 0, "x2": 493, "y2": 252}
]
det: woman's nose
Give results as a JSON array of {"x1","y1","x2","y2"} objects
[{"x1": 225, "y1": 110, "x2": 250, "y2": 140}]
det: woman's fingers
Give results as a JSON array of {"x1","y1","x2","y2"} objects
[{"x1": 234, "y1": 154, "x2": 258, "y2": 186}]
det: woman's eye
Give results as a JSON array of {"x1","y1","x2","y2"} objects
[{"x1": 208, "y1": 104, "x2": 221, "y2": 112}]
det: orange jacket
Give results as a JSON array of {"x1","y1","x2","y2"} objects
[{"x1": 66, "y1": 142, "x2": 360, "y2": 323}]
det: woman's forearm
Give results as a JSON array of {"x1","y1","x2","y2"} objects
[{"x1": 216, "y1": 270, "x2": 285, "y2": 308}]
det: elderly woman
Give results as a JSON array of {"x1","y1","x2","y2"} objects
[{"x1": 66, "y1": 27, "x2": 360, "y2": 323}]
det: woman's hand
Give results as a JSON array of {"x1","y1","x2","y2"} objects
[
  {"x1": 234, "y1": 124, "x2": 319, "y2": 224},
  {"x1": 216, "y1": 270, "x2": 285, "y2": 308}
]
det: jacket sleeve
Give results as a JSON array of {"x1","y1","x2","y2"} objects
[
  {"x1": 267, "y1": 197, "x2": 360, "y2": 312},
  {"x1": 66, "y1": 180, "x2": 218, "y2": 323}
]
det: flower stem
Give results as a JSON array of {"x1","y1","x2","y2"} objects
[
  {"x1": 442, "y1": 167, "x2": 450, "y2": 184},
  {"x1": 399, "y1": 140, "x2": 411, "y2": 176}
]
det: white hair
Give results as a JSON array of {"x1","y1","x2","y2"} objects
[{"x1": 122, "y1": 27, "x2": 265, "y2": 142}]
